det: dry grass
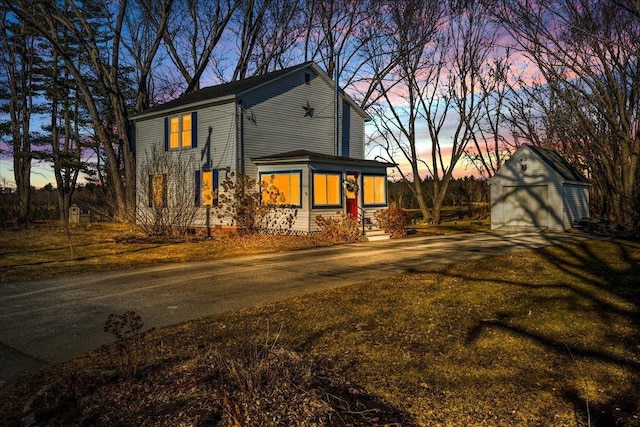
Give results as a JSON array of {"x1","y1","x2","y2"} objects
[
  {"x1": 0, "y1": 219, "x2": 489, "y2": 283},
  {"x1": 0, "y1": 222, "x2": 321, "y2": 283},
  {"x1": 412, "y1": 217, "x2": 491, "y2": 236},
  {"x1": 1, "y1": 237, "x2": 639, "y2": 426}
]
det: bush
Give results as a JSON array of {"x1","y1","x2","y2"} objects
[
  {"x1": 374, "y1": 207, "x2": 410, "y2": 238},
  {"x1": 315, "y1": 214, "x2": 361, "y2": 244},
  {"x1": 103, "y1": 311, "x2": 153, "y2": 377},
  {"x1": 217, "y1": 172, "x2": 298, "y2": 234}
]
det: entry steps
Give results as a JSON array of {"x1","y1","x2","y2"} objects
[{"x1": 361, "y1": 218, "x2": 390, "y2": 241}]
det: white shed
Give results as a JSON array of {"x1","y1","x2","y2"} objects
[{"x1": 490, "y1": 145, "x2": 589, "y2": 232}]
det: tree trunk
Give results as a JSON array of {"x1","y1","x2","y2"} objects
[{"x1": 14, "y1": 145, "x2": 31, "y2": 224}]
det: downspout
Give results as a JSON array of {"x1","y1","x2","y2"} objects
[
  {"x1": 307, "y1": 167, "x2": 312, "y2": 233},
  {"x1": 334, "y1": 53, "x2": 339, "y2": 156},
  {"x1": 236, "y1": 99, "x2": 245, "y2": 175}
]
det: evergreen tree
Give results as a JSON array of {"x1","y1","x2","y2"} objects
[{"x1": 0, "y1": 8, "x2": 46, "y2": 224}]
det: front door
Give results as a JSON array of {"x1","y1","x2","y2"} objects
[{"x1": 345, "y1": 172, "x2": 359, "y2": 220}]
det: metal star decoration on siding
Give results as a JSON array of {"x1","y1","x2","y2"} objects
[{"x1": 302, "y1": 101, "x2": 314, "y2": 118}]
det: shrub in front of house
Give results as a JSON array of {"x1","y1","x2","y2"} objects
[
  {"x1": 314, "y1": 214, "x2": 361, "y2": 244},
  {"x1": 374, "y1": 207, "x2": 410, "y2": 238}
]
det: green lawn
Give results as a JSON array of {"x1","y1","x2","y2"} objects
[{"x1": 1, "y1": 236, "x2": 639, "y2": 426}]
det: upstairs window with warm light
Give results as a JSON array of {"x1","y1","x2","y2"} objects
[{"x1": 164, "y1": 112, "x2": 197, "y2": 150}]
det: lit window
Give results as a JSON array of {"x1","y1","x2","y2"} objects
[
  {"x1": 195, "y1": 169, "x2": 218, "y2": 207},
  {"x1": 165, "y1": 112, "x2": 196, "y2": 150},
  {"x1": 182, "y1": 114, "x2": 192, "y2": 148},
  {"x1": 169, "y1": 117, "x2": 179, "y2": 149},
  {"x1": 201, "y1": 170, "x2": 213, "y2": 206},
  {"x1": 363, "y1": 175, "x2": 387, "y2": 206},
  {"x1": 260, "y1": 171, "x2": 302, "y2": 206},
  {"x1": 313, "y1": 172, "x2": 341, "y2": 207},
  {"x1": 149, "y1": 174, "x2": 167, "y2": 208}
]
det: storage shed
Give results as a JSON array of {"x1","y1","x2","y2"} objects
[{"x1": 490, "y1": 145, "x2": 589, "y2": 232}]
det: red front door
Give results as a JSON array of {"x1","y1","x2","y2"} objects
[{"x1": 345, "y1": 172, "x2": 359, "y2": 220}]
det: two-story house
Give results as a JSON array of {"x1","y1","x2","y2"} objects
[{"x1": 132, "y1": 61, "x2": 392, "y2": 234}]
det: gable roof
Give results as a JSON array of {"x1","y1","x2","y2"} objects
[
  {"x1": 252, "y1": 150, "x2": 394, "y2": 168},
  {"x1": 526, "y1": 145, "x2": 588, "y2": 183},
  {"x1": 132, "y1": 62, "x2": 370, "y2": 121},
  {"x1": 489, "y1": 144, "x2": 588, "y2": 185}
]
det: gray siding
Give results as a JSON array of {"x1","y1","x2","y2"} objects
[
  {"x1": 135, "y1": 102, "x2": 237, "y2": 228},
  {"x1": 562, "y1": 184, "x2": 589, "y2": 229},
  {"x1": 501, "y1": 185, "x2": 549, "y2": 227},
  {"x1": 240, "y1": 69, "x2": 367, "y2": 178}
]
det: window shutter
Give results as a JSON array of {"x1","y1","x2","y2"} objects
[
  {"x1": 162, "y1": 174, "x2": 168, "y2": 207},
  {"x1": 194, "y1": 170, "x2": 201, "y2": 207},
  {"x1": 341, "y1": 101, "x2": 350, "y2": 157},
  {"x1": 191, "y1": 112, "x2": 198, "y2": 148},
  {"x1": 163, "y1": 117, "x2": 169, "y2": 151},
  {"x1": 148, "y1": 175, "x2": 153, "y2": 207},
  {"x1": 213, "y1": 169, "x2": 219, "y2": 206}
]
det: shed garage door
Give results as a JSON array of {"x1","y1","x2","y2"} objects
[{"x1": 502, "y1": 185, "x2": 549, "y2": 227}]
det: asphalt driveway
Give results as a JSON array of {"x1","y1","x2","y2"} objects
[{"x1": 0, "y1": 230, "x2": 591, "y2": 389}]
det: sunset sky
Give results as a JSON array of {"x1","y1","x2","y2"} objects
[{"x1": 0, "y1": 1, "x2": 547, "y2": 191}]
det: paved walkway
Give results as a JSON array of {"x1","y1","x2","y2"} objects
[{"x1": 0, "y1": 230, "x2": 591, "y2": 389}]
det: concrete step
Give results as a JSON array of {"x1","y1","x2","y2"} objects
[{"x1": 364, "y1": 226, "x2": 390, "y2": 241}]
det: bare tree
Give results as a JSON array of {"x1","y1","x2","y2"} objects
[
  {"x1": 229, "y1": 0, "x2": 306, "y2": 80},
  {"x1": 154, "y1": 0, "x2": 241, "y2": 94},
  {"x1": 301, "y1": 0, "x2": 368, "y2": 78},
  {"x1": 369, "y1": 1, "x2": 495, "y2": 224},
  {"x1": 496, "y1": 0, "x2": 640, "y2": 230},
  {"x1": 366, "y1": 0, "x2": 444, "y2": 223},
  {"x1": 299, "y1": 0, "x2": 399, "y2": 110},
  {"x1": 465, "y1": 53, "x2": 518, "y2": 179}
]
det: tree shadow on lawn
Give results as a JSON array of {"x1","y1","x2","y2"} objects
[{"x1": 463, "y1": 237, "x2": 640, "y2": 426}]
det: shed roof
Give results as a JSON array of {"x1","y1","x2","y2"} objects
[
  {"x1": 526, "y1": 145, "x2": 588, "y2": 183},
  {"x1": 132, "y1": 62, "x2": 370, "y2": 121}
]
